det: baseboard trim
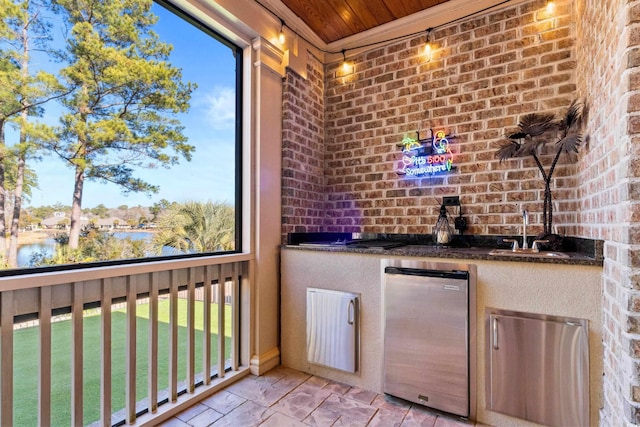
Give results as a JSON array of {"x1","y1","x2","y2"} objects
[{"x1": 250, "y1": 347, "x2": 281, "y2": 375}]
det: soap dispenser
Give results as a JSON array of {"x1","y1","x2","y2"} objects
[{"x1": 434, "y1": 204, "x2": 452, "y2": 245}]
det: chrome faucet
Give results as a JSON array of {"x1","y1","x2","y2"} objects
[
  {"x1": 522, "y1": 209, "x2": 528, "y2": 250},
  {"x1": 502, "y1": 210, "x2": 550, "y2": 252}
]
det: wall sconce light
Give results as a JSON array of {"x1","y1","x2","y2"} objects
[
  {"x1": 546, "y1": 0, "x2": 555, "y2": 13},
  {"x1": 341, "y1": 49, "x2": 351, "y2": 73},
  {"x1": 424, "y1": 28, "x2": 433, "y2": 61},
  {"x1": 336, "y1": 48, "x2": 355, "y2": 80},
  {"x1": 278, "y1": 19, "x2": 286, "y2": 44}
]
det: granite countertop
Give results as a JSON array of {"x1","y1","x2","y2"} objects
[{"x1": 283, "y1": 233, "x2": 603, "y2": 266}]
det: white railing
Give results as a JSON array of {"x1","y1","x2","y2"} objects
[{"x1": 0, "y1": 255, "x2": 251, "y2": 426}]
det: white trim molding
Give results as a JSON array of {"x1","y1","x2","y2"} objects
[{"x1": 250, "y1": 347, "x2": 281, "y2": 376}]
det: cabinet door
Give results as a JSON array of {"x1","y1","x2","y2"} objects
[
  {"x1": 307, "y1": 288, "x2": 359, "y2": 373},
  {"x1": 487, "y1": 312, "x2": 589, "y2": 427},
  {"x1": 487, "y1": 314, "x2": 527, "y2": 417}
]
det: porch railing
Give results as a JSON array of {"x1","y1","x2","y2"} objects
[{"x1": 0, "y1": 255, "x2": 250, "y2": 426}]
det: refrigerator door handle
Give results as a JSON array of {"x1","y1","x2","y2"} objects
[
  {"x1": 348, "y1": 299, "x2": 355, "y2": 325},
  {"x1": 493, "y1": 317, "x2": 499, "y2": 350}
]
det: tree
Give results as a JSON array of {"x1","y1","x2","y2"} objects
[
  {"x1": 49, "y1": 0, "x2": 195, "y2": 249},
  {"x1": 152, "y1": 201, "x2": 235, "y2": 254},
  {"x1": 30, "y1": 204, "x2": 57, "y2": 220},
  {"x1": 90, "y1": 203, "x2": 108, "y2": 218},
  {"x1": 4, "y1": 160, "x2": 37, "y2": 232},
  {"x1": 76, "y1": 231, "x2": 146, "y2": 262},
  {"x1": 149, "y1": 198, "x2": 171, "y2": 221},
  {"x1": 51, "y1": 202, "x2": 67, "y2": 211},
  {"x1": 1, "y1": 0, "x2": 65, "y2": 266},
  {"x1": 31, "y1": 229, "x2": 147, "y2": 266},
  {"x1": 0, "y1": 3, "x2": 21, "y2": 251},
  {"x1": 18, "y1": 207, "x2": 37, "y2": 228},
  {"x1": 4, "y1": 158, "x2": 37, "y2": 201},
  {"x1": 496, "y1": 100, "x2": 584, "y2": 240}
]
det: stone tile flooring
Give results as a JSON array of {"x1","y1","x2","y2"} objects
[{"x1": 160, "y1": 366, "x2": 480, "y2": 427}]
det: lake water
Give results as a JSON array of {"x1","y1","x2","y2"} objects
[{"x1": 17, "y1": 231, "x2": 156, "y2": 268}]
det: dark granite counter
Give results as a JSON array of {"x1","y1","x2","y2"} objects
[
  {"x1": 284, "y1": 233, "x2": 603, "y2": 266},
  {"x1": 283, "y1": 244, "x2": 600, "y2": 266}
]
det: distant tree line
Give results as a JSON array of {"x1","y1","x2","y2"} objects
[
  {"x1": 28, "y1": 200, "x2": 235, "y2": 267},
  {"x1": 22, "y1": 198, "x2": 176, "y2": 227}
]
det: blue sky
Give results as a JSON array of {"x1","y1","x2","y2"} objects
[{"x1": 18, "y1": 2, "x2": 238, "y2": 209}]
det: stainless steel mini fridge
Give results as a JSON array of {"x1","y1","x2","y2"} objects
[{"x1": 383, "y1": 266, "x2": 472, "y2": 418}]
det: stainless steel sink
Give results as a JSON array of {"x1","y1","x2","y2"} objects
[{"x1": 489, "y1": 249, "x2": 570, "y2": 258}]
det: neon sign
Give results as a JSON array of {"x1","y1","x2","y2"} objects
[{"x1": 397, "y1": 129, "x2": 455, "y2": 177}]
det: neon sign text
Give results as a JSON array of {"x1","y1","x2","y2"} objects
[{"x1": 397, "y1": 130, "x2": 455, "y2": 177}]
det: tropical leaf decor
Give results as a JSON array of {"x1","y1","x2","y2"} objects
[{"x1": 496, "y1": 100, "x2": 586, "y2": 246}]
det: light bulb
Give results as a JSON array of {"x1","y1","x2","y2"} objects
[
  {"x1": 424, "y1": 43, "x2": 432, "y2": 57},
  {"x1": 278, "y1": 19, "x2": 285, "y2": 45},
  {"x1": 340, "y1": 49, "x2": 350, "y2": 73},
  {"x1": 546, "y1": 0, "x2": 555, "y2": 13},
  {"x1": 424, "y1": 28, "x2": 433, "y2": 60}
]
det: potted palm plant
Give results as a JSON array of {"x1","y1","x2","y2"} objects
[{"x1": 496, "y1": 100, "x2": 585, "y2": 249}]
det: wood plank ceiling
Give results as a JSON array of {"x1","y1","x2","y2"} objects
[{"x1": 279, "y1": 0, "x2": 452, "y2": 44}]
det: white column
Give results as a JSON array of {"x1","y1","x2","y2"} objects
[{"x1": 250, "y1": 36, "x2": 284, "y2": 375}]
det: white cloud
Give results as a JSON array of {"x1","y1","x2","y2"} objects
[{"x1": 205, "y1": 86, "x2": 236, "y2": 130}]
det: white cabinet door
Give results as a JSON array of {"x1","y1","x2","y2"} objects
[{"x1": 306, "y1": 288, "x2": 359, "y2": 373}]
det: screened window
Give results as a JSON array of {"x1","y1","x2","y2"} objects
[{"x1": 0, "y1": 0, "x2": 242, "y2": 274}]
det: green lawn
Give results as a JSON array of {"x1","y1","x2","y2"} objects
[{"x1": 13, "y1": 298, "x2": 233, "y2": 426}]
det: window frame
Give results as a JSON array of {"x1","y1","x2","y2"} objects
[{"x1": 1, "y1": 0, "x2": 245, "y2": 278}]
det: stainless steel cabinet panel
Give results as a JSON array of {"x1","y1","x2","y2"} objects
[
  {"x1": 486, "y1": 310, "x2": 589, "y2": 427},
  {"x1": 307, "y1": 288, "x2": 359, "y2": 373},
  {"x1": 384, "y1": 267, "x2": 471, "y2": 418}
]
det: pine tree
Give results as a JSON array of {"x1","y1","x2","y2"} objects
[
  {"x1": 50, "y1": 0, "x2": 195, "y2": 249},
  {"x1": 1, "y1": 0, "x2": 64, "y2": 266}
]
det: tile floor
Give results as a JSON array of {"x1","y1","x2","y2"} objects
[{"x1": 160, "y1": 366, "x2": 480, "y2": 427}]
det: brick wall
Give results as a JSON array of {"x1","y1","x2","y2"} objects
[
  {"x1": 576, "y1": 0, "x2": 640, "y2": 424},
  {"x1": 321, "y1": 0, "x2": 579, "y2": 236},
  {"x1": 282, "y1": 52, "x2": 325, "y2": 242},
  {"x1": 280, "y1": 0, "x2": 640, "y2": 423}
]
